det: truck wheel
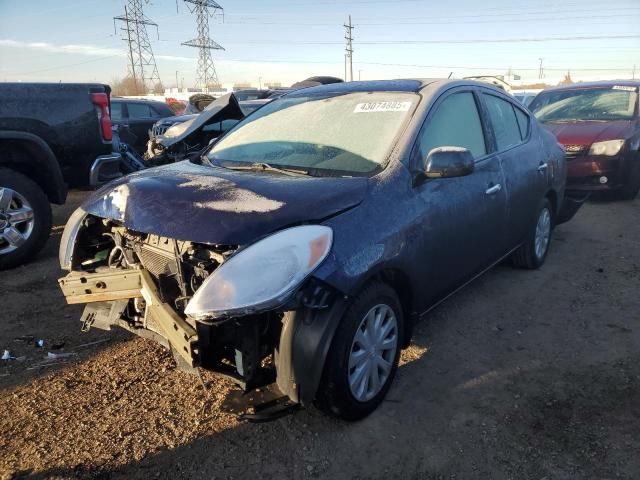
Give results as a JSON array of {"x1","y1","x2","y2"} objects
[
  {"x1": 0, "y1": 168, "x2": 52, "y2": 270},
  {"x1": 511, "y1": 198, "x2": 553, "y2": 270},
  {"x1": 316, "y1": 282, "x2": 404, "y2": 421}
]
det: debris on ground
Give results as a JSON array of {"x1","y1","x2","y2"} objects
[
  {"x1": 46, "y1": 352, "x2": 77, "y2": 359},
  {"x1": 13, "y1": 335, "x2": 35, "y2": 343},
  {"x1": 0, "y1": 193, "x2": 639, "y2": 479}
]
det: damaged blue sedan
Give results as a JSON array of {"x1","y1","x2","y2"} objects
[{"x1": 58, "y1": 79, "x2": 580, "y2": 420}]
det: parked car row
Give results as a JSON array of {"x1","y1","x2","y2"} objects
[{"x1": 57, "y1": 79, "x2": 585, "y2": 420}]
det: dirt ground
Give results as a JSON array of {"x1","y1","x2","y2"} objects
[{"x1": 0, "y1": 191, "x2": 638, "y2": 480}]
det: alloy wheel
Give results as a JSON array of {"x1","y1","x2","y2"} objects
[{"x1": 0, "y1": 187, "x2": 35, "y2": 255}]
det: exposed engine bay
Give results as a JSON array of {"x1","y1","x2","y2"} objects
[{"x1": 63, "y1": 215, "x2": 287, "y2": 390}]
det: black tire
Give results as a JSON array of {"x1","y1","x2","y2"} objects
[
  {"x1": 618, "y1": 160, "x2": 640, "y2": 201},
  {"x1": 511, "y1": 198, "x2": 553, "y2": 270},
  {"x1": 0, "y1": 168, "x2": 52, "y2": 270},
  {"x1": 315, "y1": 281, "x2": 404, "y2": 421}
]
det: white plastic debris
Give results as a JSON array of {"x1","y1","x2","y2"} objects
[
  {"x1": 36, "y1": 339, "x2": 45, "y2": 348},
  {"x1": 2, "y1": 350, "x2": 14, "y2": 360},
  {"x1": 46, "y1": 352, "x2": 77, "y2": 359}
]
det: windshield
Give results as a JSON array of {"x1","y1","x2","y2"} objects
[
  {"x1": 530, "y1": 86, "x2": 638, "y2": 123},
  {"x1": 207, "y1": 92, "x2": 418, "y2": 176}
]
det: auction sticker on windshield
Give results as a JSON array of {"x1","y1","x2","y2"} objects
[
  {"x1": 612, "y1": 85, "x2": 637, "y2": 92},
  {"x1": 354, "y1": 101, "x2": 412, "y2": 113}
]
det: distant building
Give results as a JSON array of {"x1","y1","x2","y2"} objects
[{"x1": 233, "y1": 82, "x2": 253, "y2": 91}]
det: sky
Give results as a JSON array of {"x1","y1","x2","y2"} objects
[{"x1": 0, "y1": 0, "x2": 639, "y2": 88}]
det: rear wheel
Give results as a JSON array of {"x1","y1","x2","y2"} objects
[
  {"x1": 511, "y1": 198, "x2": 553, "y2": 269},
  {"x1": 0, "y1": 168, "x2": 52, "y2": 270},
  {"x1": 316, "y1": 282, "x2": 403, "y2": 420}
]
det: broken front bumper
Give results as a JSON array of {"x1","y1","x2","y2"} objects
[{"x1": 58, "y1": 268, "x2": 198, "y2": 367}]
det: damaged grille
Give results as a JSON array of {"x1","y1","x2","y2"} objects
[
  {"x1": 138, "y1": 244, "x2": 178, "y2": 278},
  {"x1": 562, "y1": 144, "x2": 587, "y2": 160}
]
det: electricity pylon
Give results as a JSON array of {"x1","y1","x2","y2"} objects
[
  {"x1": 182, "y1": 0, "x2": 225, "y2": 92},
  {"x1": 114, "y1": 0, "x2": 162, "y2": 94}
]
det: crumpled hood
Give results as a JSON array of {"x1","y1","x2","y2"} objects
[
  {"x1": 157, "y1": 93, "x2": 245, "y2": 148},
  {"x1": 83, "y1": 161, "x2": 367, "y2": 245},
  {"x1": 542, "y1": 120, "x2": 633, "y2": 146}
]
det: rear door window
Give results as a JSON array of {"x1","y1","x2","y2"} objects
[
  {"x1": 127, "y1": 103, "x2": 154, "y2": 119},
  {"x1": 483, "y1": 94, "x2": 522, "y2": 151},
  {"x1": 151, "y1": 105, "x2": 170, "y2": 117},
  {"x1": 418, "y1": 92, "x2": 487, "y2": 163}
]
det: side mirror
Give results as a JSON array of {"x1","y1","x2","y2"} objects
[{"x1": 424, "y1": 147, "x2": 475, "y2": 179}]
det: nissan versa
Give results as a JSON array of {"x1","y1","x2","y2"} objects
[{"x1": 58, "y1": 79, "x2": 581, "y2": 420}]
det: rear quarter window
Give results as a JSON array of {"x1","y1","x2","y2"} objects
[
  {"x1": 483, "y1": 94, "x2": 522, "y2": 151},
  {"x1": 110, "y1": 102, "x2": 123, "y2": 121},
  {"x1": 514, "y1": 107, "x2": 530, "y2": 140}
]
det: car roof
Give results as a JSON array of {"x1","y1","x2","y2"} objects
[
  {"x1": 540, "y1": 80, "x2": 640, "y2": 92},
  {"x1": 111, "y1": 97, "x2": 169, "y2": 106},
  {"x1": 286, "y1": 78, "x2": 509, "y2": 96}
]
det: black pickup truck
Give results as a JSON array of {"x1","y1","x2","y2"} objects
[{"x1": 0, "y1": 83, "x2": 121, "y2": 269}]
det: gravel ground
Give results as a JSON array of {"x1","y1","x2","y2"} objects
[{"x1": 0, "y1": 191, "x2": 638, "y2": 479}]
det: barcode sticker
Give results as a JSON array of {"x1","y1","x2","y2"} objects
[
  {"x1": 354, "y1": 101, "x2": 412, "y2": 113},
  {"x1": 612, "y1": 85, "x2": 637, "y2": 92}
]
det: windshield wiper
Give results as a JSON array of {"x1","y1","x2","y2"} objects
[
  {"x1": 546, "y1": 118, "x2": 607, "y2": 123},
  {"x1": 223, "y1": 162, "x2": 311, "y2": 177}
]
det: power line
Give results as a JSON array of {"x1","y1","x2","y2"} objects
[
  {"x1": 353, "y1": 61, "x2": 636, "y2": 72},
  {"x1": 4, "y1": 55, "x2": 634, "y2": 78},
  {"x1": 220, "y1": 8, "x2": 640, "y2": 25},
  {"x1": 220, "y1": 4, "x2": 640, "y2": 20},
  {"x1": 5, "y1": 55, "x2": 123, "y2": 76},
  {"x1": 197, "y1": 33, "x2": 640, "y2": 45},
  {"x1": 182, "y1": 0, "x2": 225, "y2": 91}
]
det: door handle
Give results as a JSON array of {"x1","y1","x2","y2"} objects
[
  {"x1": 485, "y1": 184, "x2": 502, "y2": 195},
  {"x1": 537, "y1": 162, "x2": 548, "y2": 172}
]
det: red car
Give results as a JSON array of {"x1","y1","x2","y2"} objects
[{"x1": 529, "y1": 81, "x2": 640, "y2": 200}]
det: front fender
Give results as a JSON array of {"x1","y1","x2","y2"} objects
[{"x1": 275, "y1": 296, "x2": 349, "y2": 406}]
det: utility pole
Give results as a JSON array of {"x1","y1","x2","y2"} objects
[
  {"x1": 114, "y1": 0, "x2": 162, "y2": 94},
  {"x1": 182, "y1": 0, "x2": 225, "y2": 93},
  {"x1": 538, "y1": 58, "x2": 544, "y2": 80},
  {"x1": 344, "y1": 15, "x2": 354, "y2": 82}
]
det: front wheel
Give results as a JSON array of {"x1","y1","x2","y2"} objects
[
  {"x1": 511, "y1": 198, "x2": 553, "y2": 269},
  {"x1": 315, "y1": 282, "x2": 404, "y2": 420},
  {"x1": 618, "y1": 160, "x2": 640, "y2": 201},
  {"x1": 0, "y1": 168, "x2": 52, "y2": 270}
]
